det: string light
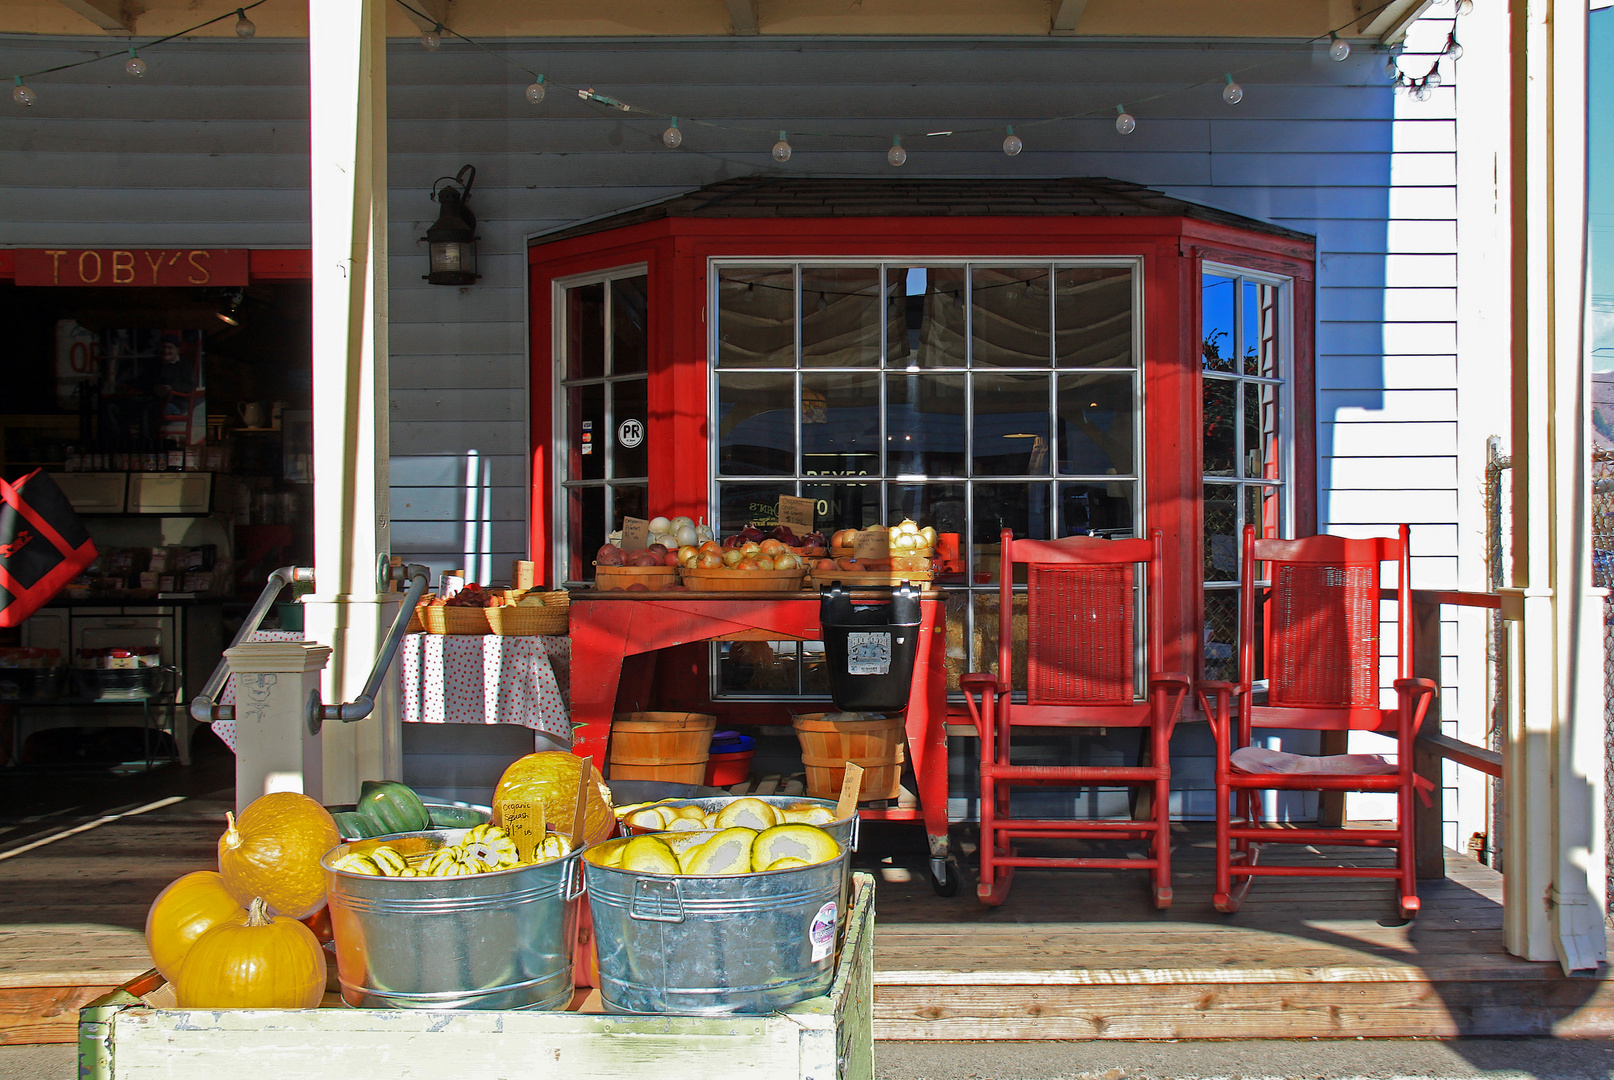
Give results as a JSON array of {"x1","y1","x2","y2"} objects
[
  {"x1": 1115, "y1": 106, "x2": 1136, "y2": 136},
  {"x1": 1329, "y1": 32, "x2": 1351, "y2": 61},
  {"x1": 1221, "y1": 73, "x2": 1243, "y2": 105},
  {"x1": 1002, "y1": 125, "x2": 1022, "y2": 156},
  {"x1": 421, "y1": 23, "x2": 442, "y2": 50},
  {"x1": 772, "y1": 131, "x2": 792, "y2": 161},
  {"x1": 233, "y1": 8, "x2": 255, "y2": 37},
  {"x1": 124, "y1": 50, "x2": 145, "y2": 77},
  {"x1": 887, "y1": 134, "x2": 906, "y2": 166},
  {"x1": 1384, "y1": 49, "x2": 1400, "y2": 80},
  {"x1": 662, "y1": 117, "x2": 682, "y2": 148},
  {"x1": 1445, "y1": 33, "x2": 1463, "y2": 61},
  {"x1": 526, "y1": 75, "x2": 546, "y2": 104},
  {"x1": 1425, "y1": 61, "x2": 1442, "y2": 89},
  {"x1": 12, "y1": 76, "x2": 34, "y2": 106},
  {"x1": 1455, "y1": 0, "x2": 1473, "y2": 13}
]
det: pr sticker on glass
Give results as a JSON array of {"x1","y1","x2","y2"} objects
[{"x1": 809, "y1": 901, "x2": 838, "y2": 962}]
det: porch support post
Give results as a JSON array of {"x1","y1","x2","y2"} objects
[
  {"x1": 1505, "y1": 0, "x2": 1605, "y2": 971},
  {"x1": 301, "y1": 0, "x2": 401, "y2": 804}
]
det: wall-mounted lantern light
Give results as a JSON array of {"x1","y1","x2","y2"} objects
[{"x1": 423, "y1": 165, "x2": 479, "y2": 285}]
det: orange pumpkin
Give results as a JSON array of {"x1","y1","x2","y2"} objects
[
  {"x1": 174, "y1": 897, "x2": 326, "y2": 1009},
  {"x1": 145, "y1": 871, "x2": 246, "y2": 982},
  {"x1": 218, "y1": 792, "x2": 341, "y2": 920}
]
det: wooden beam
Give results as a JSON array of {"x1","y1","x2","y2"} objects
[
  {"x1": 1420, "y1": 731, "x2": 1504, "y2": 778},
  {"x1": 399, "y1": 0, "x2": 450, "y2": 34},
  {"x1": 54, "y1": 0, "x2": 132, "y2": 34},
  {"x1": 725, "y1": 0, "x2": 759, "y2": 35},
  {"x1": 1358, "y1": 0, "x2": 1434, "y2": 44},
  {"x1": 1050, "y1": 0, "x2": 1088, "y2": 35}
]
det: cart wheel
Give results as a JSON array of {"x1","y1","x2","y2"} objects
[{"x1": 929, "y1": 858, "x2": 961, "y2": 897}]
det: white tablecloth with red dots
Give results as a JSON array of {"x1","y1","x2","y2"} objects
[
  {"x1": 211, "y1": 631, "x2": 571, "y2": 751},
  {"x1": 399, "y1": 632, "x2": 571, "y2": 742}
]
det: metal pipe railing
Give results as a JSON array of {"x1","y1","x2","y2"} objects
[
  {"x1": 190, "y1": 565, "x2": 315, "y2": 723},
  {"x1": 310, "y1": 562, "x2": 432, "y2": 732}
]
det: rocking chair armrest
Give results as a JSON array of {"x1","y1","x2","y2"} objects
[
  {"x1": 1393, "y1": 677, "x2": 1439, "y2": 699},
  {"x1": 959, "y1": 673, "x2": 1001, "y2": 740},
  {"x1": 1149, "y1": 671, "x2": 1192, "y2": 690},
  {"x1": 1194, "y1": 679, "x2": 1247, "y2": 701},
  {"x1": 960, "y1": 672, "x2": 1001, "y2": 693}
]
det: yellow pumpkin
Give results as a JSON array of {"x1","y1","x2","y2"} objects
[
  {"x1": 218, "y1": 792, "x2": 341, "y2": 920},
  {"x1": 173, "y1": 897, "x2": 327, "y2": 1009},
  {"x1": 144, "y1": 871, "x2": 246, "y2": 982},
  {"x1": 491, "y1": 752, "x2": 614, "y2": 844}
]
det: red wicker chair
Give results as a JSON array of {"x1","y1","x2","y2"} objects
[
  {"x1": 962, "y1": 527, "x2": 1189, "y2": 908},
  {"x1": 1196, "y1": 525, "x2": 1437, "y2": 921}
]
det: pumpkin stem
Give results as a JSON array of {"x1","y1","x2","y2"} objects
[
  {"x1": 221, "y1": 811, "x2": 240, "y2": 850},
  {"x1": 245, "y1": 896, "x2": 271, "y2": 927}
]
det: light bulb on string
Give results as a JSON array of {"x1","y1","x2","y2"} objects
[
  {"x1": 1455, "y1": 0, "x2": 1473, "y2": 14},
  {"x1": 662, "y1": 117, "x2": 682, "y2": 148},
  {"x1": 234, "y1": 8, "x2": 255, "y2": 37},
  {"x1": 525, "y1": 76, "x2": 546, "y2": 104},
  {"x1": 421, "y1": 24, "x2": 442, "y2": 50},
  {"x1": 1114, "y1": 105, "x2": 1136, "y2": 136},
  {"x1": 1222, "y1": 73, "x2": 1243, "y2": 105},
  {"x1": 1426, "y1": 62, "x2": 1442, "y2": 89},
  {"x1": 125, "y1": 50, "x2": 145, "y2": 77},
  {"x1": 1446, "y1": 34, "x2": 1464, "y2": 60},
  {"x1": 887, "y1": 135, "x2": 906, "y2": 166},
  {"x1": 1413, "y1": 79, "x2": 1432, "y2": 102},
  {"x1": 1002, "y1": 125, "x2": 1022, "y2": 156},
  {"x1": 1384, "y1": 51, "x2": 1400, "y2": 80},
  {"x1": 12, "y1": 76, "x2": 35, "y2": 106},
  {"x1": 1329, "y1": 33, "x2": 1351, "y2": 61},
  {"x1": 772, "y1": 131, "x2": 792, "y2": 162}
]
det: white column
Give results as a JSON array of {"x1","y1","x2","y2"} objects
[
  {"x1": 225, "y1": 641, "x2": 332, "y2": 814},
  {"x1": 303, "y1": 0, "x2": 401, "y2": 804},
  {"x1": 1506, "y1": 0, "x2": 1606, "y2": 971}
]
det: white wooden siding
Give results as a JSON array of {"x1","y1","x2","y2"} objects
[{"x1": 0, "y1": 20, "x2": 1486, "y2": 840}]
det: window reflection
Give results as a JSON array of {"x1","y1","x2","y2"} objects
[
  {"x1": 972, "y1": 373, "x2": 1051, "y2": 475},
  {"x1": 886, "y1": 372, "x2": 965, "y2": 475},
  {"x1": 1202, "y1": 275, "x2": 1236, "y2": 373},
  {"x1": 972, "y1": 267, "x2": 1052, "y2": 367},
  {"x1": 717, "y1": 373, "x2": 793, "y2": 475},
  {"x1": 801, "y1": 372, "x2": 880, "y2": 479},
  {"x1": 1056, "y1": 372, "x2": 1134, "y2": 476},
  {"x1": 567, "y1": 282, "x2": 605, "y2": 380},
  {"x1": 718, "y1": 266, "x2": 795, "y2": 368},
  {"x1": 611, "y1": 275, "x2": 649, "y2": 375},
  {"x1": 888, "y1": 267, "x2": 967, "y2": 369},
  {"x1": 1059, "y1": 482, "x2": 1135, "y2": 538},
  {"x1": 802, "y1": 267, "x2": 880, "y2": 367},
  {"x1": 1055, "y1": 267, "x2": 1133, "y2": 368}
]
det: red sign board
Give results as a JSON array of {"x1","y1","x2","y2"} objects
[{"x1": 13, "y1": 248, "x2": 250, "y2": 287}]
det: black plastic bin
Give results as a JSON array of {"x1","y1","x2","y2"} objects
[{"x1": 819, "y1": 582, "x2": 922, "y2": 712}]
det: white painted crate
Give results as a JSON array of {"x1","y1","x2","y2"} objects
[{"x1": 80, "y1": 874, "x2": 874, "y2": 1080}]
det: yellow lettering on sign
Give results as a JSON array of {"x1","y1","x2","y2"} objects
[
  {"x1": 143, "y1": 250, "x2": 166, "y2": 284},
  {"x1": 186, "y1": 250, "x2": 210, "y2": 284},
  {"x1": 111, "y1": 250, "x2": 135, "y2": 284},
  {"x1": 46, "y1": 250, "x2": 67, "y2": 284},
  {"x1": 77, "y1": 250, "x2": 101, "y2": 284}
]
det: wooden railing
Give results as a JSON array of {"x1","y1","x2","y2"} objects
[{"x1": 1392, "y1": 588, "x2": 1511, "y2": 879}]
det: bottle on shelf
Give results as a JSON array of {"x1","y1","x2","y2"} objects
[{"x1": 165, "y1": 439, "x2": 184, "y2": 471}]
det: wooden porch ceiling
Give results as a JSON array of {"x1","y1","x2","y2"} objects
[{"x1": 2, "y1": 0, "x2": 1432, "y2": 43}]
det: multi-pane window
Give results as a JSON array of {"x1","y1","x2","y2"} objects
[
  {"x1": 711, "y1": 260, "x2": 1141, "y2": 696},
  {"x1": 557, "y1": 269, "x2": 650, "y2": 584},
  {"x1": 1201, "y1": 267, "x2": 1289, "y2": 680}
]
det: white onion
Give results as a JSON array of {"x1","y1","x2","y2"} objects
[
  {"x1": 670, "y1": 516, "x2": 695, "y2": 533},
  {"x1": 649, "y1": 516, "x2": 671, "y2": 534},
  {"x1": 674, "y1": 524, "x2": 699, "y2": 547}
]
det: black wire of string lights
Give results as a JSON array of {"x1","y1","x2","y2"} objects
[
  {"x1": 389, "y1": 0, "x2": 1468, "y2": 162},
  {"x1": 11, "y1": 1, "x2": 266, "y2": 105}
]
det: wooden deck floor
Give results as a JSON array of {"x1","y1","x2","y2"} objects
[
  {"x1": 2, "y1": 770, "x2": 1610, "y2": 1044},
  {"x1": 861, "y1": 824, "x2": 1614, "y2": 1039}
]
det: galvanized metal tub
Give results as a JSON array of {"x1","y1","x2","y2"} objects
[
  {"x1": 584, "y1": 830, "x2": 849, "y2": 1015},
  {"x1": 618, "y1": 795, "x2": 859, "y2": 851},
  {"x1": 322, "y1": 828, "x2": 584, "y2": 1011}
]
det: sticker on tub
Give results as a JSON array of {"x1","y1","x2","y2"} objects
[
  {"x1": 845, "y1": 631, "x2": 891, "y2": 675},
  {"x1": 810, "y1": 901, "x2": 837, "y2": 962}
]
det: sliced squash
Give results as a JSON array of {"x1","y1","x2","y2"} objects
[
  {"x1": 665, "y1": 816, "x2": 705, "y2": 832},
  {"x1": 780, "y1": 804, "x2": 836, "y2": 826},
  {"x1": 752, "y1": 824, "x2": 839, "y2": 871},
  {"x1": 683, "y1": 827, "x2": 757, "y2": 875},
  {"x1": 762, "y1": 856, "x2": 810, "y2": 872},
  {"x1": 714, "y1": 798, "x2": 780, "y2": 831},
  {"x1": 620, "y1": 835, "x2": 680, "y2": 874},
  {"x1": 670, "y1": 805, "x2": 707, "y2": 821},
  {"x1": 627, "y1": 807, "x2": 669, "y2": 831}
]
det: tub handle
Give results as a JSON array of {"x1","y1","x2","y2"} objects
[
  {"x1": 629, "y1": 877, "x2": 686, "y2": 923},
  {"x1": 849, "y1": 812, "x2": 861, "y2": 852},
  {"x1": 564, "y1": 856, "x2": 587, "y2": 900}
]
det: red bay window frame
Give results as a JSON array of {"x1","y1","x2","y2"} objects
[{"x1": 526, "y1": 216, "x2": 1315, "y2": 679}]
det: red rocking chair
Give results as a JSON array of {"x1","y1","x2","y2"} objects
[
  {"x1": 1196, "y1": 525, "x2": 1437, "y2": 921},
  {"x1": 962, "y1": 528, "x2": 1189, "y2": 908}
]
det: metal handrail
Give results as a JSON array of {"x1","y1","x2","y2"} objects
[
  {"x1": 309, "y1": 562, "x2": 431, "y2": 732},
  {"x1": 190, "y1": 565, "x2": 315, "y2": 723}
]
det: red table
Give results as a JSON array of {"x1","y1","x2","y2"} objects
[{"x1": 568, "y1": 589, "x2": 957, "y2": 892}]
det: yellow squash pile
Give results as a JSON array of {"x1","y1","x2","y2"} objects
[
  {"x1": 590, "y1": 821, "x2": 840, "y2": 877},
  {"x1": 616, "y1": 795, "x2": 836, "y2": 833},
  {"x1": 329, "y1": 824, "x2": 571, "y2": 878}
]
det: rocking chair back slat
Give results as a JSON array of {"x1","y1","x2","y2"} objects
[
  {"x1": 1027, "y1": 564, "x2": 1135, "y2": 706},
  {"x1": 1265, "y1": 562, "x2": 1381, "y2": 709}
]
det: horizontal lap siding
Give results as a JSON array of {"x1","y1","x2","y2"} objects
[{"x1": 0, "y1": 27, "x2": 1476, "y2": 837}]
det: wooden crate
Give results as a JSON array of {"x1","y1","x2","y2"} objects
[{"x1": 78, "y1": 874, "x2": 875, "y2": 1080}]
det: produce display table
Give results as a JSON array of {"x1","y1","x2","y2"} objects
[
  {"x1": 78, "y1": 873, "x2": 875, "y2": 1080},
  {"x1": 397, "y1": 632, "x2": 572, "y2": 743},
  {"x1": 567, "y1": 590, "x2": 953, "y2": 886}
]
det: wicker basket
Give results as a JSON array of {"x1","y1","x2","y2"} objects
[
  {"x1": 793, "y1": 712, "x2": 906, "y2": 802},
  {"x1": 406, "y1": 595, "x2": 434, "y2": 634},
  {"x1": 423, "y1": 604, "x2": 492, "y2": 635},
  {"x1": 486, "y1": 591, "x2": 570, "y2": 636},
  {"x1": 608, "y1": 712, "x2": 717, "y2": 785},
  {"x1": 595, "y1": 565, "x2": 680, "y2": 592},
  {"x1": 678, "y1": 567, "x2": 808, "y2": 592}
]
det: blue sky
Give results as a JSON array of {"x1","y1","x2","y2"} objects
[{"x1": 1592, "y1": 7, "x2": 1613, "y2": 369}]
